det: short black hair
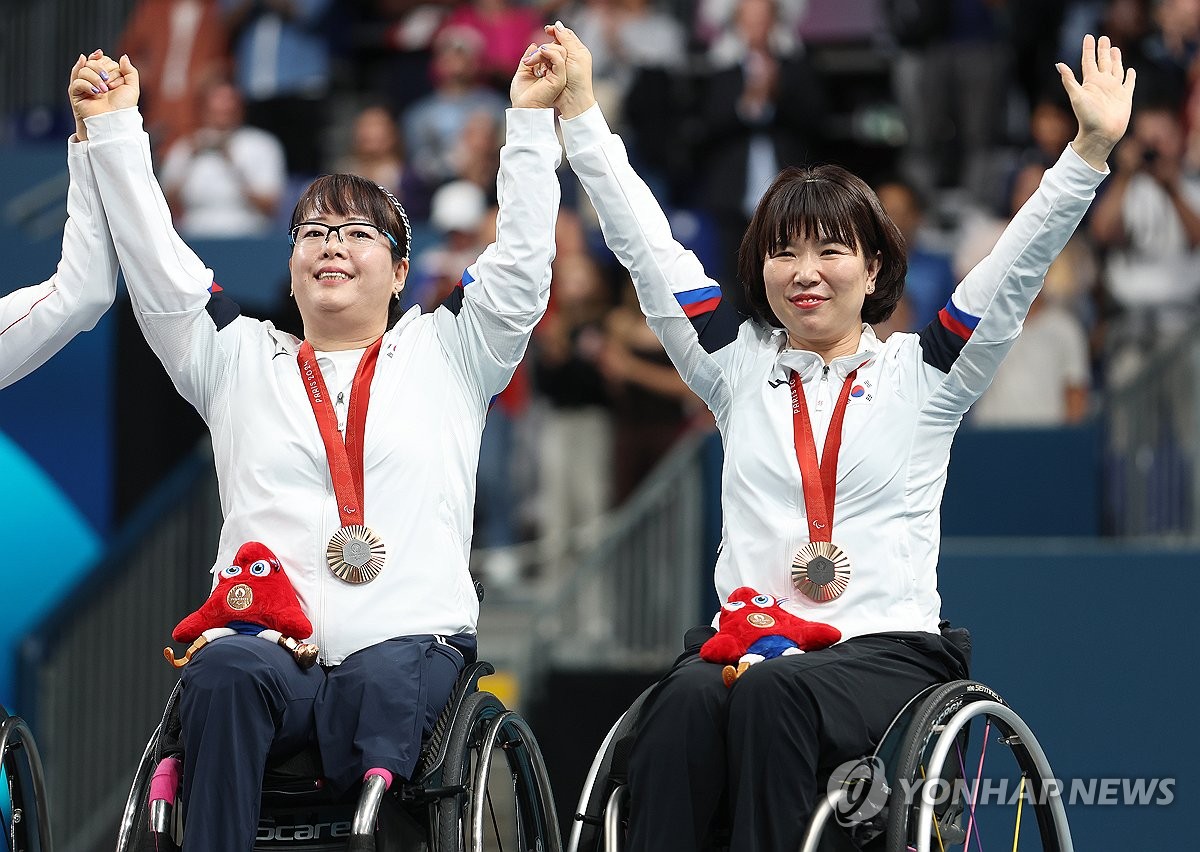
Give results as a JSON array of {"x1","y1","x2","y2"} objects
[{"x1": 738, "y1": 164, "x2": 907, "y2": 326}]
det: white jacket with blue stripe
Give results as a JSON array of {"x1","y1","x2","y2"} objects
[
  {"x1": 562, "y1": 104, "x2": 1105, "y2": 640},
  {"x1": 84, "y1": 106, "x2": 560, "y2": 663}
]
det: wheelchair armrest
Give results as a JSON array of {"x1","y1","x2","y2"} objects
[
  {"x1": 411, "y1": 660, "x2": 496, "y2": 782},
  {"x1": 938, "y1": 621, "x2": 972, "y2": 674}
]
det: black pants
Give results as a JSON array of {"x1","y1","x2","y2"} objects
[
  {"x1": 627, "y1": 631, "x2": 967, "y2": 852},
  {"x1": 177, "y1": 633, "x2": 469, "y2": 852}
]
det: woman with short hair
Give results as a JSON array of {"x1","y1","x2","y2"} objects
[
  {"x1": 71, "y1": 42, "x2": 567, "y2": 851},
  {"x1": 547, "y1": 22, "x2": 1134, "y2": 850}
]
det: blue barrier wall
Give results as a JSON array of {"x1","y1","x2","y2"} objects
[
  {"x1": 938, "y1": 539, "x2": 1197, "y2": 852},
  {"x1": 943, "y1": 424, "x2": 1103, "y2": 536}
]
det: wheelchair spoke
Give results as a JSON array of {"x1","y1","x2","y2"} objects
[
  {"x1": 954, "y1": 724, "x2": 989, "y2": 852},
  {"x1": 917, "y1": 765, "x2": 949, "y2": 852},
  {"x1": 1011, "y1": 775, "x2": 1026, "y2": 852},
  {"x1": 885, "y1": 683, "x2": 1070, "y2": 852},
  {"x1": 485, "y1": 783, "x2": 505, "y2": 852}
]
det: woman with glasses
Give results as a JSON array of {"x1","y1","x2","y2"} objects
[
  {"x1": 2, "y1": 52, "x2": 118, "y2": 390},
  {"x1": 73, "y1": 44, "x2": 566, "y2": 850},
  {"x1": 547, "y1": 23, "x2": 1133, "y2": 851}
]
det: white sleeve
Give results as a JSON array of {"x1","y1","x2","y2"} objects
[
  {"x1": 916, "y1": 144, "x2": 1106, "y2": 417},
  {"x1": 84, "y1": 107, "x2": 242, "y2": 421},
  {"x1": 432, "y1": 108, "x2": 561, "y2": 401},
  {"x1": 0, "y1": 137, "x2": 118, "y2": 390},
  {"x1": 560, "y1": 104, "x2": 749, "y2": 421}
]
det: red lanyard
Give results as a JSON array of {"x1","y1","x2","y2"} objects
[
  {"x1": 788, "y1": 367, "x2": 860, "y2": 544},
  {"x1": 297, "y1": 338, "x2": 382, "y2": 527}
]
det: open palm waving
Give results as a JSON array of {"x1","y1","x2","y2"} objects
[{"x1": 1057, "y1": 34, "x2": 1136, "y2": 170}]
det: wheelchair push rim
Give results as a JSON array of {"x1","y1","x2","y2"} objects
[
  {"x1": 435, "y1": 691, "x2": 562, "y2": 852},
  {"x1": 886, "y1": 681, "x2": 1072, "y2": 852}
]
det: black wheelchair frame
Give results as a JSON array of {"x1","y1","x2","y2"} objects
[
  {"x1": 115, "y1": 661, "x2": 562, "y2": 852},
  {"x1": 0, "y1": 704, "x2": 51, "y2": 852},
  {"x1": 568, "y1": 629, "x2": 1073, "y2": 852}
]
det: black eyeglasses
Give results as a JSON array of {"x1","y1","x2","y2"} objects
[{"x1": 288, "y1": 221, "x2": 400, "y2": 253}]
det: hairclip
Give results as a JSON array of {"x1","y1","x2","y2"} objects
[{"x1": 376, "y1": 184, "x2": 412, "y2": 259}]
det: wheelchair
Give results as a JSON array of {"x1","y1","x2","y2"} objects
[
  {"x1": 1, "y1": 704, "x2": 51, "y2": 852},
  {"x1": 114, "y1": 660, "x2": 561, "y2": 852},
  {"x1": 568, "y1": 628, "x2": 1072, "y2": 852}
]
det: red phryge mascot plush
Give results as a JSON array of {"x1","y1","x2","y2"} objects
[
  {"x1": 700, "y1": 587, "x2": 842, "y2": 686},
  {"x1": 164, "y1": 541, "x2": 318, "y2": 668}
]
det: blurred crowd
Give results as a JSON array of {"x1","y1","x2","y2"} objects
[{"x1": 115, "y1": 0, "x2": 1200, "y2": 568}]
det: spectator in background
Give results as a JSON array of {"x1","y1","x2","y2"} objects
[
  {"x1": 695, "y1": 0, "x2": 806, "y2": 52},
  {"x1": 971, "y1": 236, "x2": 1095, "y2": 427},
  {"x1": 408, "y1": 179, "x2": 490, "y2": 310},
  {"x1": 221, "y1": 0, "x2": 333, "y2": 175},
  {"x1": 694, "y1": 0, "x2": 827, "y2": 280},
  {"x1": 449, "y1": 109, "x2": 503, "y2": 196},
  {"x1": 118, "y1": 0, "x2": 229, "y2": 152},
  {"x1": 874, "y1": 178, "x2": 956, "y2": 332},
  {"x1": 333, "y1": 103, "x2": 429, "y2": 220},
  {"x1": 442, "y1": 0, "x2": 543, "y2": 91},
  {"x1": 403, "y1": 25, "x2": 507, "y2": 188},
  {"x1": 1090, "y1": 102, "x2": 1200, "y2": 386},
  {"x1": 603, "y1": 277, "x2": 700, "y2": 502},
  {"x1": 350, "y1": 0, "x2": 456, "y2": 119},
  {"x1": 568, "y1": 0, "x2": 691, "y2": 196},
  {"x1": 569, "y1": 0, "x2": 688, "y2": 107},
  {"x1": 533, "y1": 253, "x2": 614, "y2": 579},
  {"x1": 955, "y1": 160, "x2": 1097, "y2": 427},
  {"x1": 1023, "y1": 88, "x2": 1079, "y2": 170},
  {"x1": 160, "y1": 79, "x2": 286, "y2": 237},
  {"x1": 1141, "y1": 0, "x2": 1200, "y2": 102},
  {"x1": 887, "y1": 0, "x2": 1009, "y2": 200}
]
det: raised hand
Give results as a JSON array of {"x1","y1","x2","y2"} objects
[
  {"x1": 69, "y1": 51, "x2": 140, "y2": 139},
  {"x1": 1057, "y1": 34, "x2": 1136, "y2": 170},
  {"x1": 544, "y1": 21, "x2": 596, "y2": 120},
  {"x1": 510, "y1": 40, "x2": 568, "y2": 110}
]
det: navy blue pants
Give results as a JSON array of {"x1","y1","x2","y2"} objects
[
  {"x1": 177, "y1": 634, "x2": 470, "y2": 852},
  {"x1": 627, "y1": 631, "x2": 968, "y2": 852}
]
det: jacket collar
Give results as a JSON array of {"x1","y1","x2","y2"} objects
[{"x1": 769, "y1": 324, "x2": 880, "y2": 386}]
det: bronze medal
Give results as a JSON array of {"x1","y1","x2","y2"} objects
[
  {"x1": 326, "y1": 524, "x2": 386, "y2": 584},
  {"x1": 226, "y1": 583, "x2": 254, "y2": 611},
  {"x1": 747, "y1": 612, "x2": 776, "y2": 628},
  {"x1": 298, "y1": 338, "x2": 387, "y2": 584},
  {"x1": 791, "y1": 540, "x2": 851, "y2": 602}
]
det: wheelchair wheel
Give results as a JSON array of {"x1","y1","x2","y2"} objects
[
  {"x1": 566, "y1": 687, "x2": 653, "y2": 852},
  {"x1": 885, "y1": 680, "x2": 1072, "y2": 852},
  {"x1": 435, "y1": 691, "x2": 561, "y2": 852},
  {"x1": 1, "y1": 705, "x2": 52, "y2": 852}
]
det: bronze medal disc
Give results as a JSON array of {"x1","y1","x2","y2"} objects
[
  {"x1": 226, "y1": 583, "x2": 254, "y2": 611},
  {"x1": 791, "y1": 541, "x2": 851, "y2": 602},
  {"x1": 326, "y1": 525, "x2": 386, "y2": 584},
  {"x1": 747, "y1": 612, "x2": 776, "y2": 629}
]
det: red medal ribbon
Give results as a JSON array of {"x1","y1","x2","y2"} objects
[
  {"x1": 788, "y1": 366, "x2": 863, "y2": 543},
  {"x1": 297, "y1": 337, "x2": 383, "y2": 527}
]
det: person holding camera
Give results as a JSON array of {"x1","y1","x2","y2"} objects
[
  {"x1": 1091, "y1": 102, "x2": 1200, "y2": 386},
  {"x1": 159, "y1": 79, "x2": 286, "y2": 238}
]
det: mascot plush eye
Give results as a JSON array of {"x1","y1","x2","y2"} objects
[
  {"x1": 723, "y1": 600, "x2": 746, "y2": 611},
  {"x1": 751, "y1": 594, "x2": 776, "y2": 607},
  {"x1": 220, "y1": 564, "x2": 242, "y2": 578},
  {"x1": 248, "y1": 559, "x2": 272, "y2": 577}
]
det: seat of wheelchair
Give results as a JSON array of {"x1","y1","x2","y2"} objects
[
  {"x1": 573, "y1": 623, "x2": 975, "y2": 852},
  {"x1": 154, "y1": 659, "x2": 497, "y2": 806}
]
